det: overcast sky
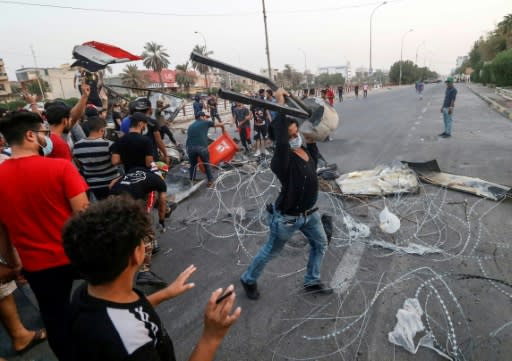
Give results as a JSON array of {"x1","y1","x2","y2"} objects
[{"x1": 0, "y1": 0, "x2": 510, "y2": 79}]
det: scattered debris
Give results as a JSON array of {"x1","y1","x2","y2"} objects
[
  {"x1": 388, "y1": 298, "x2": 453, "y2": 360},
  {"x1": 367, "y1": 240, "x2": 443, "y2": 255},
  {"x1": 404, "y1": 160, "x2": 511, "y2": 201},
  {"x1": 336, "y1": 162, "x2": 419, "y2": 196},
  {"x1": 379, "y1": 206, "x2": 401, "y2": 234}
]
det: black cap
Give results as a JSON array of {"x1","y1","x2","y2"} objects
[{"x1": 131, "y1": 112, "x2": 156, "y2": 126}]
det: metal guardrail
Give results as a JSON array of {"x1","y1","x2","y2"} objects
[{"x1": 496, "y1": 87, "x2": 512, "y2": 101}]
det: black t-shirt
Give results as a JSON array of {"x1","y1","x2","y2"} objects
[
  {"x1": 145, "y1": 122, "x2": 160, "y2": 160},
  {"x1": 112, "y1": 111, "x2": 122, "y2": 131},
  {"x1": 111, "y1": 132, "x2": 153, "y2": 173},
  {"x1": 110, "y1": 167, "x2": 167, "y2": 200},
  {"x1": 207, "y1": 98, "x2": 217, "y2": 113},
  {"x1": 271, "y1": 114, "x2": 319, "y2": 214},
  {"x1": 70, "y1": 283, "x2": 176, "y2": 361}
]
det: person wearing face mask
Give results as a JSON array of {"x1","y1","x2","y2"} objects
[
  {"x1": 111, "y1": 112, "x2": 154, "y2": 173},
  {"x1": 0, "y1": 111, "x2": 89, "y2": 360},
  {"x1": 240, "y1": 88, "x2": 333, "y2": 300},
  {"x1": 21, "y1": 83, "x2": 90, "y2": 161}
]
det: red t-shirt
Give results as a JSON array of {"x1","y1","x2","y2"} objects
[
  {"x1": 0, "y1": 155, "x2": 88, "y2": 271},
  {"x1": 48, "y1": 133, "x2": 72, "y2": 161}
]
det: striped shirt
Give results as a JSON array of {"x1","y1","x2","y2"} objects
[{"x1": 73, "y1": 138, "x2": 120, "y2": 189}]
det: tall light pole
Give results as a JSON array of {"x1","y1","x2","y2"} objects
[
  {"x1": 194, "y1": 31, "x2": 209, "y2": 88},
  {"x1": 415, "y1": 40, "x2": 425, "y2": 65},
  {"x1": 399, "y1": 28, "x2": 413, "y2": 86},
  {"x1": 369, "y1": 1, "x2": 387, "y2": 75},
  {"x1": 262, "y1": 0, "x2": 272, "y2": 79},
  {"x1": 194, "y1": 31, "x2": 207, "y2": 51},
  {"x1": 298, "y1": 48, "x2": 308, "y2": 88}
]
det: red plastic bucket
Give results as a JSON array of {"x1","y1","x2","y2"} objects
[{"x1": 198, "y1": 132, "x2": 239, "y2": 173}]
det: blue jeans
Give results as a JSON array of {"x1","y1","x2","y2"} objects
[
  {"x1": 241, "y1": 209, "x2": 328, "y2": 286},
  {"x1": 187, "y1": 145, "x2": 213, "y2": 181},
  {"x1": 443, "y1": 108, "x2": 453, "y2": 135}
]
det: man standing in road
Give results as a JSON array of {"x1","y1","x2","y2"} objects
[
  {"x1": 337, "y1": 85, "x2": 344, "y2": 102},
  {"x1": 439, "y1": 76, "x2": 457, "y2": 138},
  {"x1": 186, "y1": 111, "x2": 225, "y2": 187},
  {"x1": 240, "y1": 88, "x2": 332, "y2": 300}
]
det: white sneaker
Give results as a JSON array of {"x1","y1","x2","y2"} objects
[
  {"x1": 254, "y1": 150, "x2": 261, "y2": 157},
  {"x1": 263, "y1": 149, "x2": 270, "y2": 155}
]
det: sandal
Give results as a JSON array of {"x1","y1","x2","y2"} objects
[{"x1": 16, "y1": 328, "x2": 47, "y2": 354}]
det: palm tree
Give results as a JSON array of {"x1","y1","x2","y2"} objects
[
  {"x1": 142, "y1": 42, "x2": 170, "y2": 89},
  {"x1": 121, "y1": 64, "x2": 146, "y2": 95},
  {"x1": 175, "y1": 62, "x2": 196, "y2": 92},
  {"x1": 191, "y1": 44, "x2": 213, "y2": 89}
]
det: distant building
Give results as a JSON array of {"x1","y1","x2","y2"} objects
[
  {"x1": 318, "y1": 62, "x2": 352, "y2": 80},
  {"x1": 0, "y1": 59, "x2": 12, "y2": 97},
  {"x1": 260, "y1": 68, "x2": 280, "y2": 82},
  {"x1": 16, "y1": 64, "x2": 80, "y2": 99}
]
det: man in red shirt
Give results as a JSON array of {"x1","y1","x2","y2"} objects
[
  {"x1": 44, "y1": 83, "x2": 90, "y2": 160},
  {"x1": 0, "y1": 111, "x2": 89, "y2": 360},
  {"x1": 326, "y1": 85, "x2": 335, "y2": 106}
]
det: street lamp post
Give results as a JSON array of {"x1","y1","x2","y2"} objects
[
  {"x1": 415, "y1": 41, "x2": 426, "y2": 65},
  {"x1": 399, "y1": 28, "x2": 413, "y2": 86},
  {"x1": 194, "y1": 31, "x2": 209, "y2": 88},
  {"x1": 298, "y1": 48, "x2": 308, "y2": 88},
  {"x1": 369, "y1": 1, "x2": 387, "y2": 75}
]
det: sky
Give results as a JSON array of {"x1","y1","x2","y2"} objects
[{"x1": 0, "y1": 0, "x2": 510, "y2": 80}]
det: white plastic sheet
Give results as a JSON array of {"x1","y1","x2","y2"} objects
[{"x1": 388, "y1": 298, "x2": 453, "y2": 360}]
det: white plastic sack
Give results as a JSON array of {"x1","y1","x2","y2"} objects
[{"x1": 379, "y1": 206, "x2": 400, "y2": 234}]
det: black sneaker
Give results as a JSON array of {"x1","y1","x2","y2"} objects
[
  {"x1": 240, "y1": 278, "x2": 260, "y2": 300},
  {"x1": 438, "y1": 132, "x2": 447, "y2": 136},
  {"x1": 304, "y1": 282, "x2": 333, "y2": 295},
  {"x1": 441, "y1": 133, "x2": 451, "y2": 138},
  {"x1": 136, "y1": 271, "x2": 167, "y2": 289}
]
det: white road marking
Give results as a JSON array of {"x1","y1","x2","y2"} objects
[
  {"x1": 421, "y1": 107, "x2": 428, "y2": 113},
  {"x1": 330, "y1": 242, "x2": 366, "y2": 294}
]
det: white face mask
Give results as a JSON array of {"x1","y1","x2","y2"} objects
[
  {"x1": 141, "y1": 126, "x2": 148, "y2": 135},
  {"x1": 289, "y1": 134, "x2": 303, "y2": 149}
]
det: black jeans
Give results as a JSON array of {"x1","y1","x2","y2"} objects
[
  {"x1": 159, "y1": 125, "x2": 176, "y2": 145},
  {"x1": 24, "y1": 264, "x2": 80, "y2": 361}
]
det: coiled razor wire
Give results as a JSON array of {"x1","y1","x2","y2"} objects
[{"x1": 171, "y1": 162, "x2": 512, "y2": 361}]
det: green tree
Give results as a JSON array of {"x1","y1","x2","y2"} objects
[
  {"x1": 142, "y1": 42, "x2": 170, "y2": 89},
  {"x1": 389, "y1": 60, "x2": 418, "y2": 84},
  {"x1": 27, "y1": 80, "x2": 50, "y2": 98},
  {"x1": 175, "y1": 62, "x2": 196, "y2": 92},
  {"x1": 314, "y1": 73, "x2": 345, "y2": 87},
  {"x1": 120, "y1": 64, "x2": 147, "y2": 94},
  {"x1": 497, "y1": 14, "x2": 512, "y2": 48},
  {"x1": 191, "y1": 44, "x2": 213, "y2": 89}
]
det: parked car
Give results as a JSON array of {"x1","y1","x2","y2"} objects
[{"x1": 23, "y1": 102, "x2": 45, "y2": 113}]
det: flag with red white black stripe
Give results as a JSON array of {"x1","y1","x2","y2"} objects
[{"x1": 71, "y1": 41, "x2": 142, "y2": 72}]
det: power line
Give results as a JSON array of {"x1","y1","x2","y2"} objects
[{"x1": 0, "y1": 0, "x2": 403, "y2": 17}]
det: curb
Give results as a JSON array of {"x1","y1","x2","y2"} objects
[{"x1": 467, "y1": 85, "x2": 512, "y2": 121}]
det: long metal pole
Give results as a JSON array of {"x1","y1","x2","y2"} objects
[
  {"x1": 369, "y1": 2, "x2": 386, "y2": 75},
  {"x1": 399, "y1": 29, "x2": 413, "y2": 86},
  {"x1": 262, "y1": 0, "x2": 272, "y2": 80},
  {"x1": 30, "y1": 45, "x2": 45, "y2": 99},
  {"x1": 415, "y1": 41, "x2": 425, "y2": 65}
]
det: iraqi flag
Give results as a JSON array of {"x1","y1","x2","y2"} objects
[{"x1": 71, "y1": 41, "x2": 142, "y2": 72}]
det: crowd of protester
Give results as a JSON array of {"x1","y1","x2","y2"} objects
[
  {"x1": 0, "y1": 72, "x2": 339, "y2": 359},
  {"x1": 0, "y1": 77, "x2": 241, "y2": 360}
]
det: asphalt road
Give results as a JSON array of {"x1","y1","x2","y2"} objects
[{"x1": 3, "y1": 83, "x2": 512, "y2": 361}]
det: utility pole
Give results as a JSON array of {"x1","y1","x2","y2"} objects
[
  {"x1": 30, "y1": 45, "x2": 45, "y2": 99},
  {"x1": 262, "y1": 0, "x2": 272, "y2": 80},
  {"x1": 369, "y1": 1, "x2": 387, "y2": 75}
]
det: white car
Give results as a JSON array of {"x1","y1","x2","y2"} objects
[{"x1": 23, "y1": 102, "x2": 45, "y2": 113}]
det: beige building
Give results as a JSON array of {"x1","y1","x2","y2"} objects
[
  {"x1": 0, "y1": 59, "x2": 12, "y2": 97},
  {"x1": 16, "y1": 64, "x2": 80, "y2": 99}
]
